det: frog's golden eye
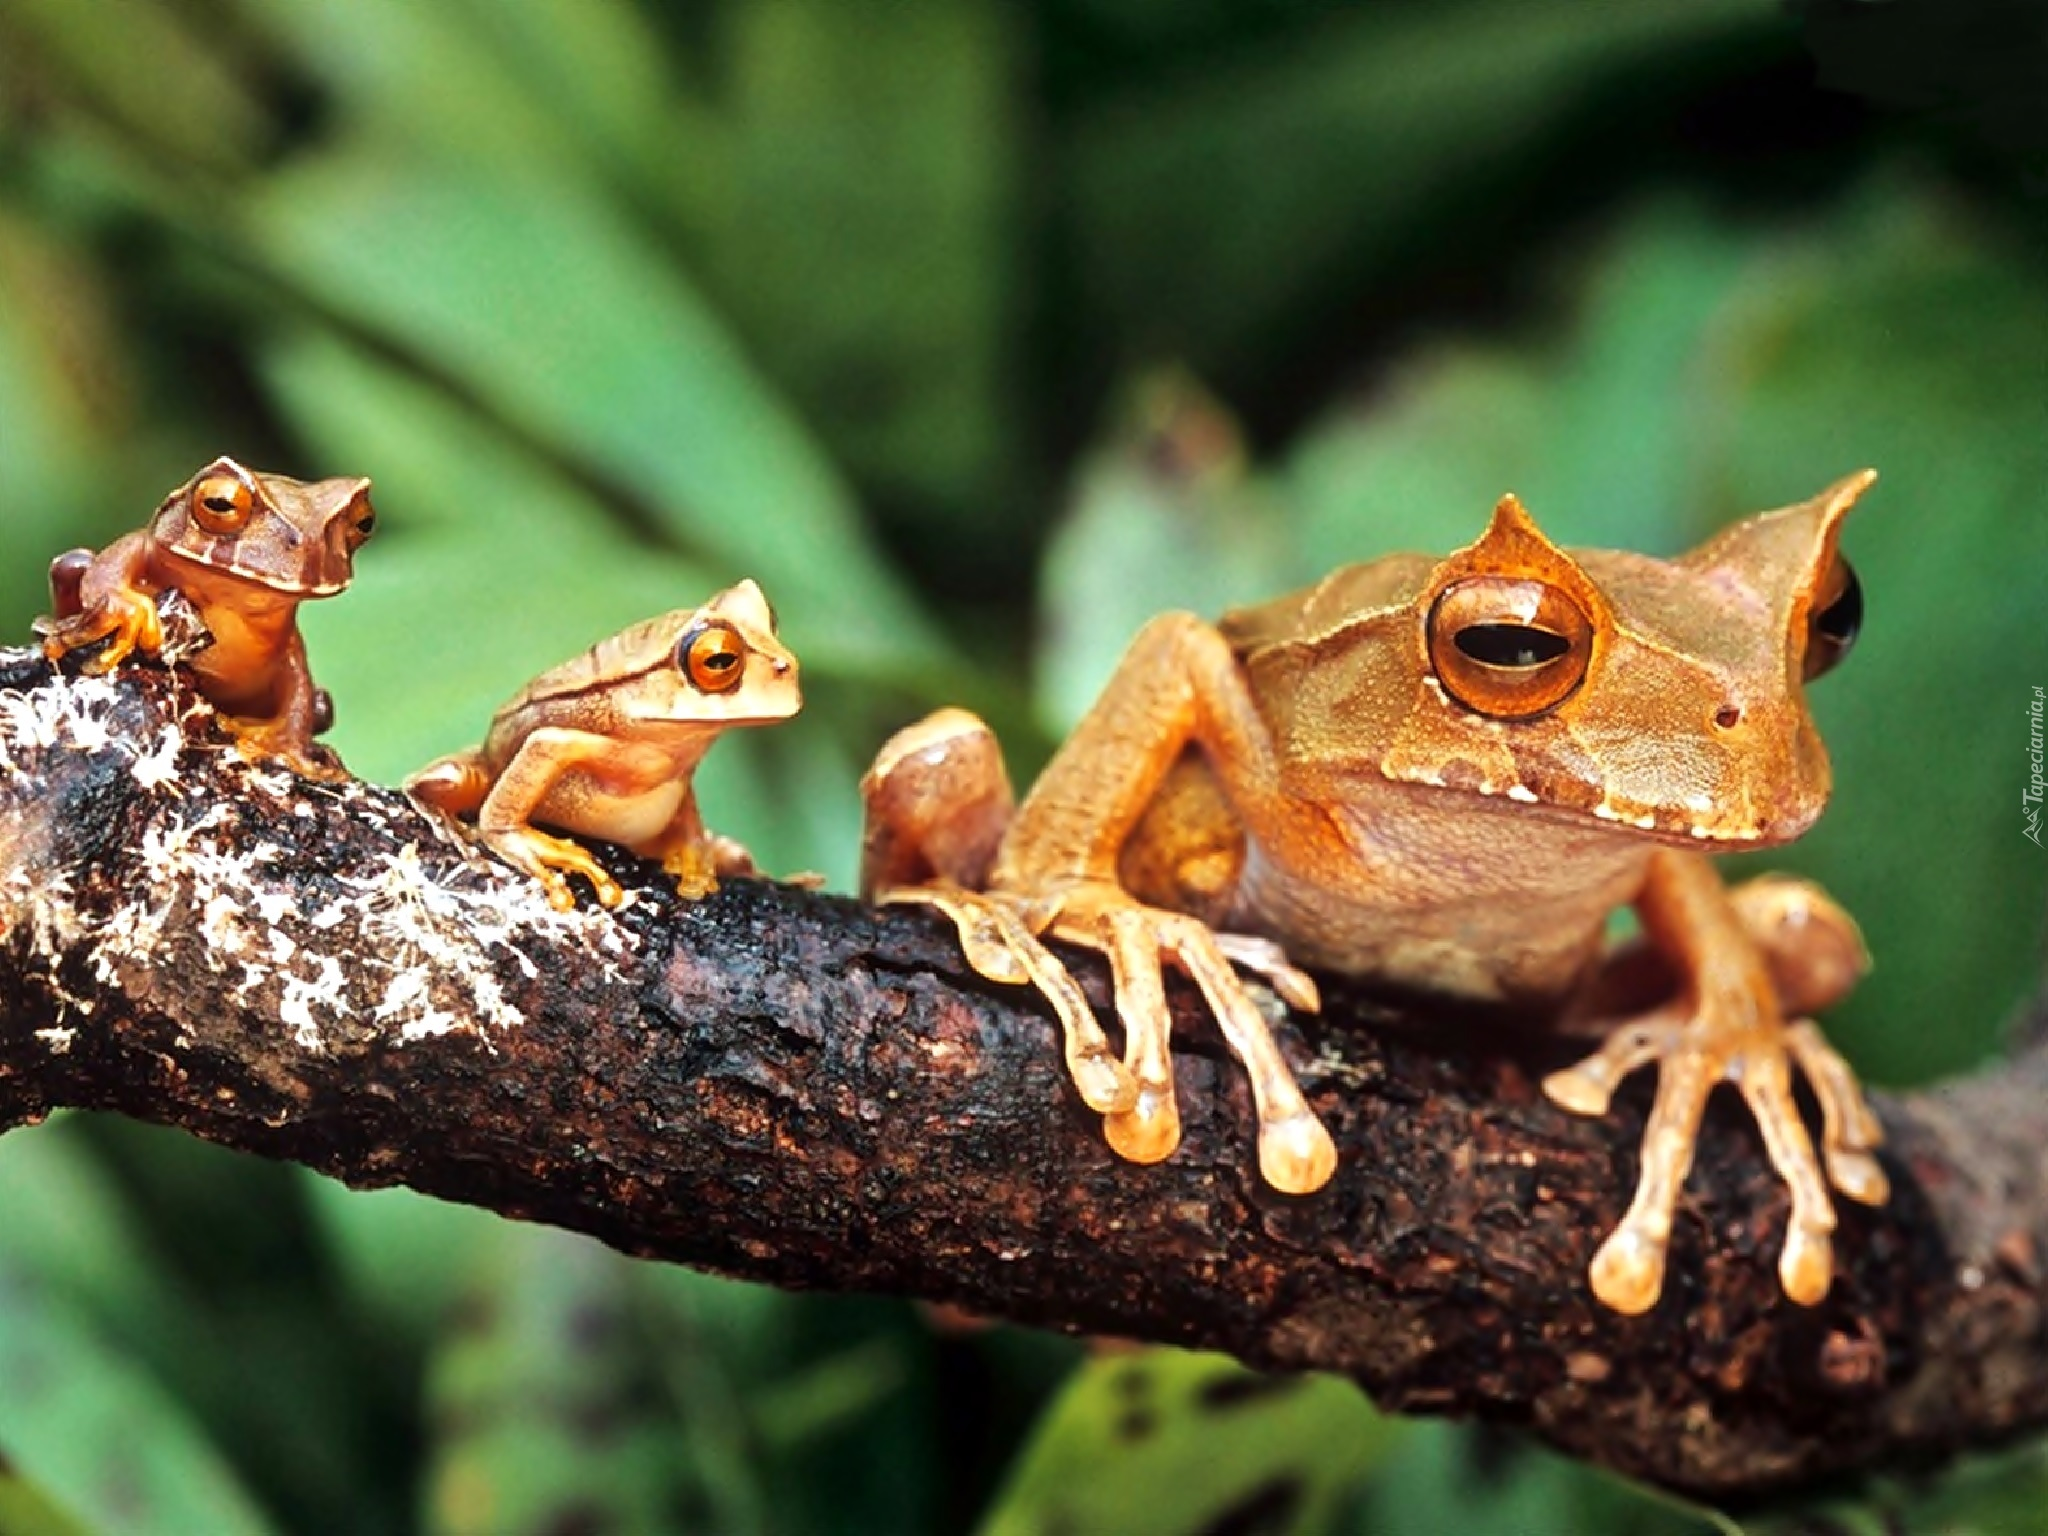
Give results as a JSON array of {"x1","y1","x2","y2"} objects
[
  {"x1": 1427, "y1": 576, "x2": 1594, "y2": 721},
  {"x1": 1802, "y1": 555, "x2": 1861, "y2": 683},
  {"x1": 678, "y1": 621, "x2": 746, "y2": 694},
  {"x1": 191, "y1": 473, "x2": 255, "y2": 536}
]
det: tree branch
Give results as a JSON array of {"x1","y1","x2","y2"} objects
[{"x1": 1, "y1": 647, "x2": 2043, "y2": 1499}]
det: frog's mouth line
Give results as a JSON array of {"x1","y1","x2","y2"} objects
[
  {"x1": 1385, "y1": 761, "x2": 1824, "y2": 850},
  {"x1": 163, "y1": 544, "x2": 352, "y2": 599}
]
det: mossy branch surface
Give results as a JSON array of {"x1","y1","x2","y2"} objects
[{"x1": 0, "y1": 647, "x2": 2041, "y2": 1497}]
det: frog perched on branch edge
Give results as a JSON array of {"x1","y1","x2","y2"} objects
[{"x1": 863, "y1": 475, "x2": 1883, "y2": 1315}]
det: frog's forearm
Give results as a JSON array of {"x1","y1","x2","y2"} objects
[
  {"x1": 995, "y1": 613, "x2": 1281, "y2": 887},
  {"x1": 73, "y1": 531, "x2": 153, "y2": 613}
]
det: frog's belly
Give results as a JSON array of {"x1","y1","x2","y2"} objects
[
  {"x1": 1228, "y1": 802, "x2": 1655, "y2": 1006},
  {"x1": 536, "y1": 777, "x2": 687, "y2": 853}
]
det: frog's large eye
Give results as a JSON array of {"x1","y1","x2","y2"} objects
[
  {"x1": 191, "y1": 473, "x2": 255, "y2": 536},
  {"x1": 1802, "y1": 555, "x2": 1861, "y2": 682},
  {"x1": 1427, "y1": 576, "x2": 1594, "y2": 720},
  {"x1": 345, "y1": 507, "x2": 377, "y2": 553},
  {"x1": 678, "y1": 621, "x2": 746, "y2": 694}
]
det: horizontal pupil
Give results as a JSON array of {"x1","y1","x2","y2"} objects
[
  {"x1": 204, "y1": 497, "x2": 236, "y2": 513},
  {"x1": 1454, "y1": 623, "x2": 1569, "y2": 669},
  {"x1": 1815, "y1": 568, "x2": 1862, "y2": 644},
  {"x1": 703, "y1": 651, "x2": 737, "y2": 668}
]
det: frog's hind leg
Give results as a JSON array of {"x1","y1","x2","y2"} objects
[
  {"x1": 1567, "y1": 872, "x2": 1885, "y2": 1206},
  {"x1": 861, "y1": 709, "x2": 1136, "y2": 1116},
  {"x1": 470, "y1": 728, "x2": 625, "y2": 909},
  {"x1": 1544, "y1": 852, "x2": 1886, "y2": 1315},
  {"x1": 859, "y1": 708, "x2": 1013, "y2": 895},
  {"x1": 643, "y1": 796, "x2": 762, "y2": 902},
  {"x1": 405, "y1": 749, "x2": 493, "y2": 819}
]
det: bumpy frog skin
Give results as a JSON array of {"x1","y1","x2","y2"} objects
[
  {"x1": 860, "y1": 475, "x2": 1883, "y2": 1315},
  {"x1": 406, "y1": 580, "x2": 801, "y2": 911},
  {"x1": 40, "y1": 456, "x2": 376, "y2": 780}
]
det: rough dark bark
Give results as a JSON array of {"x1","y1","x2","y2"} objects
[{"x1": 1, "y1": 644, "x2": 2043, "y2": 1500}]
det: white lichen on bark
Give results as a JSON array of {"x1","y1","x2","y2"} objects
[{"x1": 0, "y1": 658, "x2": 640, "y2": 1051}]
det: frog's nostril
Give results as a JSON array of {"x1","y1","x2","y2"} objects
[{"x1": 1714, "y1": 704, "x2": 1743, "y2": 730}]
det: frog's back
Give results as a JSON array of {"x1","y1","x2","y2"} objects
[
  {"x1": 1220, "y1": 555, "x2": 1437, "y2": 656},
  {"x1": 498, "y1": 613, "x2": 685, "y2": 718}
]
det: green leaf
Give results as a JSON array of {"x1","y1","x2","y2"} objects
[
  {"x1": 234, "y1": 0, "x2": 711, "y2": 221},
  {"x1": 1036, "y1": 374, "x2": 1294, "y2": 733},
  {"x1": 1065, "y1": 0, "x2": 1778, "y2": 370},
  {"x1": 980, "y1": 1349, "x2": 1402, "y2": 1536},
  {"x1": 0, "y1": 206, "x2": 144, "y2": 639},
  {"x1": 248, "y1": 145, "x2": 946, "y2": 680},
  {"x1": 713, "y1": 0, "x2": 1020, "y2": 520},
  {"x1": 1754, "y1": 1438, "x2": 2048, "y2": 1535},
  {"x1": 0, "y1": 0, "x2": 267, "y2": 174},
  {"x1": 0, "y1": 1119, "x2": 190, "y2": 1360},
  {"x1": 300, "y1": 1177, "x2": 506, "y2": 1346},
  {"x1": 0, "y1": 1266, "x2": 278, "y2": 1536},
  {"x1": 1284, "y1": 201, "x2": 1747, "y2": 572},
  {"x1": 0, "y1": 1468, "x2": 96, "y2": 1536},
  {"x1": 422, "y1": 1229, "x2": 705, "y2": 1536},
  {"x1": 1349, "y1": 1420, "x2": 1733, "y2": 1536}
]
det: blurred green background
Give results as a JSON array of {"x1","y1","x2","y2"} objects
[{"x1": 2, "y1": 1, "x2": 2046, "y2": 1532}]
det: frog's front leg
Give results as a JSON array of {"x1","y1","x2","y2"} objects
[
  {"x1": 861, "y1": 619, "x2": 1337, "y2": 1195},
  {"x1": 1543, "y1": 851, "x2": 1887, "y2": 1314},
  {"x1": 471, "y1": 728, "x2": 628, "y2": 910},
  {"x1": 862, "y1": 709, "x2": 1137, "y2": 1118},
  {"x1": 217, "y1": 631, "x2": 350, "y2": 783},
  {"x1": 39, "y1": 534, "x2": 162, "y2": 673},
  {"x1": 643, "y1": 796, "x2": 762, "y2": 901}
]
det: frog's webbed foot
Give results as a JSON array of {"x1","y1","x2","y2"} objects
[
  {"x1": 879, "y1": 884, "x2": 1137, "y2": 1119},
  {"x1": 223, "y1": 717, "x2": 351, "y2": 783},
  {"x1": 1544, "y1": 991, "x2": 1887, "y2": 1316},
  {"x1": 882, "y1": 883, "x2": 1337, "y2": 1196},
  {"x1": 660, "y1": 839, "x2": 732, "y2": 901},
  {"x1": 40, "y1": 588, "x2": 164, "y2": 675},
  {"x1": 480, "y1": 826, "x2": 624, "y2": 911},
  {"x1": 1077, "y1": 890, "x2": 1336, "y2": 1194}
]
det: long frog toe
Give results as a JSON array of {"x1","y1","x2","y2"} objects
[
  {"x1": 1590, "y1": 1222, "x2": 1671, "y2": 1318},
  {"x1": 1549, "y1": 985, "x2": 1876, "y2": 1312},
  {"x1": 1211, "y1": 933, "x2": 1322, "y2": 1014},
  {"x1": 662, "y1": 844, "x2": 721, "y2": 901},
  {"x1": 1785, "y1": 1019, "x2": 1890, "y2": 1205},
  {"x1": 1258, "y1": 1109, "x2": 1338, "y2": 1196},
  {"x1": 488, "y1": 828, "x2": 624, "y2": 909},
  {"x1": 1541, "y1": 1011, "x2": 1683, "y2": 1119},
  {"x1": 880, "y1": 885, "x2": 1136, "y2": 1116},
  {"x1": 1101, "y1": 906, "x2": 1182, "y2": 1164},
  {"x1": 1059, "y1": 890, "x2": 1336, "y2": 1197}
]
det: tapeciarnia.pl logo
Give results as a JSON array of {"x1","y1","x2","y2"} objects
[{"x1": 2026, "y1": 686, "x2": 2044, "y2": 847}]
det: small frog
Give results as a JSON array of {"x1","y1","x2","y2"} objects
[
  {"x1": 407, "y1": 581, "x2": 800, "y2": 911},
  {"x1": 40, "y1": 456, "x2": 377, "y2": 779},
  {"x1": 861, "y1": 475, "x2": 1884, "y2": 1315}
]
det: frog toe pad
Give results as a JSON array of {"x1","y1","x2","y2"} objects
[
  {"x1": 882, "y1": 885, "x2": 1338, "y2": 1193},
  {"x1": 880, "y1": 886, "x2": 1136, "y2": 1115},
  {"x1": 1545, "y1": 1008, "x2": 1885, "y2": 1315}
]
